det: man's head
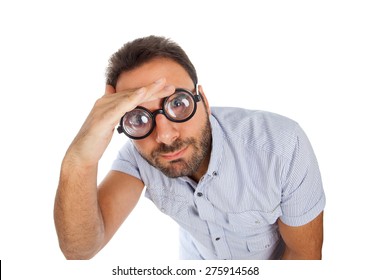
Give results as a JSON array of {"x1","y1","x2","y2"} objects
[
  {"x1": 107, "y1": 36, "x2": 211, "y2": 181},
  {"x1": 106, "y1": 36, "x2": 198, "y2": 88}
]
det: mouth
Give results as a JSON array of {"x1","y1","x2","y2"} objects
[{"x1": 160, "y1": 146, "x2": 188, "y2": 161}]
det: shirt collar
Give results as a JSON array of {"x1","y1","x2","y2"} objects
[{"x1": 206, "y1": 114, "x2": 225, "y2": 177}]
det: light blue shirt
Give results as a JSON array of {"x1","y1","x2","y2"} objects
[{"x1": 112, "y1": 107, "x2": 326, "y2": 259}]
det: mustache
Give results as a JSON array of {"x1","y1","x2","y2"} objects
[{"x1": 151, "y1": 138, "x2": 196, "y2": 157}]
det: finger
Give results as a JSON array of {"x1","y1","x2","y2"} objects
[
  {"x1": 105, "y1": 84, "x2": 116, "y2": 95},
  {"x1": 112, "y1": 78, "x2": 165, "y2": 98},
  {"x1": 110, "y1": 79, "x2": 174, "y2": 114},
  {"x1": 140, "y1": 78, "x2": 175, "y2": 102},
  {"x1": 144, "y1": 84, "x2": 175, "y2": 103}
]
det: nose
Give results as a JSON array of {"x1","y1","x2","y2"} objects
[{"x1": 154, "y1": 114, "x2": 179, "y2": 145}]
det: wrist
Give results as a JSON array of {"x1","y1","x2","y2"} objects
[{"x1": 62, "y1": 149, "x2": 98, "y2": 173}]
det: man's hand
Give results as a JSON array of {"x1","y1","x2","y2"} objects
[{"x1": 65, "y1": 78, "x2": 175, "y2": 167}]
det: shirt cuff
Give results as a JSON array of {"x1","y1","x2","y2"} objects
[{"x1": 280, "y1": 193, "x2": 326, "y2": 226}]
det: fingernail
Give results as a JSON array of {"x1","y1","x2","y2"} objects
[
  {"x1": 154, "y1": 78, "x2": 165, "y2": 84},
  {"x1": 164, "y1": 85, "x2": 175, "y2": 92},
  {"x1": 137, "y1": 87, "x2": 147, "y2": 96}
]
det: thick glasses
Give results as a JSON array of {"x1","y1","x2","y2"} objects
[{"x1": 117, "y1": 86, "x2": 202, "y2": 139}]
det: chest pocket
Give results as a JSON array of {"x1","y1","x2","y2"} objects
[
  {"x1": 227, "y1": 206, "x2": 282, "y2": 233},
  {"x1": 145, "y1": 185, "x2": 190, "y2": 222},
  {"x1": 246, "y1": 230, "x2": 281, "y2": 252},
  {"x1": 145, "y1": 185, "x2": 211, "y2": 235},
  {"x1": 227, "y1": 206, "x2": 282, "y2": 253}
]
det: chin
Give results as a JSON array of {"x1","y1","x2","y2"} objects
[{"x1": 158, "y1": 159, "x2": 194, "y2": 178}]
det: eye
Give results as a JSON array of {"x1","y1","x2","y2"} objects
[
  {"x1": 165, "y1": 92, "x2": 194, "y2": 120},
  {"x1": 170, "y1": 94, "x2": 190, "y2": 109},
  {"x1": 122, "y1": 108, "x2": 153, "y2": 138},
  {"x1": 129, "y1": 114, "x2": 150, "y2": 127}
]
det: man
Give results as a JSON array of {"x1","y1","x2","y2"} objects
[{"x1": 54, "y1": 35, "x2": 325, "y2": 260}]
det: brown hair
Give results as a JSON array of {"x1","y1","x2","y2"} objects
[{"x1": 106, "y1": 35, "x2": 198, "y2": 87}]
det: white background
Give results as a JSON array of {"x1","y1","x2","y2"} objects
[{"x1": 0, "y1": 0, "x2": 369, "y2": 279}]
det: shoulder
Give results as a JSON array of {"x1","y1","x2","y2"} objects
[
  {"x1": 211, "y1": 107, "x2": 298, "y2": 132},
  {"x1": 211, "y1": 107, "x2": 300, "y2": 158}
]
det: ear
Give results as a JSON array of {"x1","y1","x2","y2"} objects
[
  {"x1": 105, "y1": 84, "x2": 116, "y2": 95},
  {"x1": 197, "y1": 85, "x2": 211, "y2": 115}
]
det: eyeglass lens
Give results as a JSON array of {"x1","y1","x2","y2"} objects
[
  {"x1": 122, "y1": 108, "x2": 153, "y2": 138},
  {"x1": 119, "y1": 89, "x2": 199, "y2": 139}
]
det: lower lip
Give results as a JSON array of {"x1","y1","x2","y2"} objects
[{"x1": 161, "y1": 147, "x2": 188, "y2": 161}]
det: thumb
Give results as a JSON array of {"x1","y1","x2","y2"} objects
[{"x1": 105, "y1": 84, "x2": 116, "y2": 95}]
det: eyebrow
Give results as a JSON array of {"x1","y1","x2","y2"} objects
[{"x1": 135, "y1": 87, "x2": 196, "y2": 111}]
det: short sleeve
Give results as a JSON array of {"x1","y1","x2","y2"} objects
[
  {"x1": 111, "y1": 140, "x2": 142, "y2": 181},
  {"x1": 280, "y1": 124, "x2": 326, "y2": 226}
]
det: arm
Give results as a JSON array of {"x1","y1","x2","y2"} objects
[
  {"x1": 54, "y1": 163, "x2": 144, "y2": 259},
  {"x1": 54, "y1": 80, "x2": 174, "y2": 259},
  {"x1": 97, "y1": 170, "x2": 144, "y2": 249},
  {"x1": 278, "y1": 211, "x2": 324, "y2": 260}
]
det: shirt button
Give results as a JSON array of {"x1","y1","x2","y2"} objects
[
  {"x1": 212, "y1": 171, "x2": 218, "y2": 176},
  {"x1": 197, "y1": 192, "x2": 203, "y2": 197},
  {"x1": 215, "y1": 237, "x2": 221, "y2": 241}
]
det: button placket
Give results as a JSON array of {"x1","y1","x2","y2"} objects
[
  {"x1": 193, "y1": 174, "x2": 231, "y2": 259},
  {"x1": 208, "y1": 223, "x2": 231, "y2": 260}
]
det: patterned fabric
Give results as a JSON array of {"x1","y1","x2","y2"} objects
[{"x1": 112, "y1": 107, "x2": 325, "y2": 259}]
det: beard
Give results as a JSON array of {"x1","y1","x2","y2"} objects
[{"x1": 138, "y1": 117, "x2": 212, "y2": 178}]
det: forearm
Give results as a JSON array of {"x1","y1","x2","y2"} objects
[
  {"x1": 281, "y1": 248, "x2": 303, "y2": 260},
  {"x1": 54, "y1": 156, "x2": 105, "y2": 259},
  {"x1": 281, "y1": 246, "x2": 322, "y2": 260}
]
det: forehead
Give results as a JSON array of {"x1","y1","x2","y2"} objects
[{"x1": 115, "y1": 57, "x2": 194, "y2": 92}]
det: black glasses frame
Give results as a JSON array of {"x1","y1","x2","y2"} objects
[{"x1": 117, "y1": 86, "x2": 202, "y2": 140}]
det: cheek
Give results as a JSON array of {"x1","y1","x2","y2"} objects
[
  {"x1": 132, "y1": 140, "x2": 155, "y2": 156},
  {"x1": 184, "y1": 107, "x2": 208, "y2": 134},
  {"x1": 179, "y1": 119, "x2": 206, "y2": 141}
]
